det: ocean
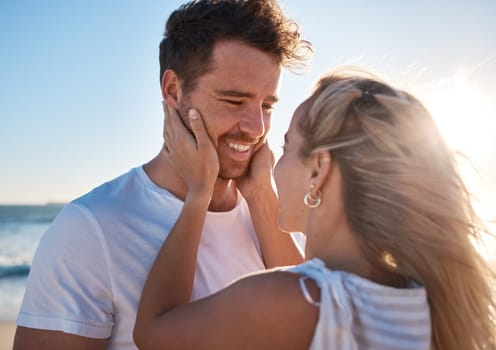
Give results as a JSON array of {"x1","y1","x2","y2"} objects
[{"x1": 0, "y1": 204, "x2": 64, "y2": 321}]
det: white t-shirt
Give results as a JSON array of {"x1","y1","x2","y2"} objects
[{"x1": 17, "y1": 166, "x2": 265, "y2": 349}]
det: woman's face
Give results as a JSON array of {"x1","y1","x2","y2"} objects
[{"x1": 273, "y1": 101, "x2": 310, "y2": 232}]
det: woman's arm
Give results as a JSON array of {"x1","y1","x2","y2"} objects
[
  {"x1": 135, "y1": 106, "x2": 219, "y2": 335},
  {"x1": 237, "y1": 143, "x2": 304, "y2": 267},
  {"x1": 135, "y1": 190, "x2": 211, "y2": 323},
  {"x1": 135, "y1": 270, "x2": 319, "y2": 350}
]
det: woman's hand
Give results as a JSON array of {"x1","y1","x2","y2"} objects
[
  {"x1": 237, "y1": 142, "x2": 276, "y2": 204},
  {"x1": 163, "y1": 103, "x2": 219, "y2": 197}
]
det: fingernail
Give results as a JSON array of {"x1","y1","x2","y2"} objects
[{"x1": 188, "y1": 109, "x2": 198, "y2": 120}]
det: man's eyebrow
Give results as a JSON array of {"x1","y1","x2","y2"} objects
[
  {"x1": 215, "y1": 89, "x2": 279, "y2": 103},
  {"x1": 215, "y1": 89, "x2": 253, "y2": 98},
  {"x1": 284, "y1": 133, "x2": 288, "y2": 144}
]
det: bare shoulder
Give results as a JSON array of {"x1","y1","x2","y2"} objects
[
  {"x1": 14, "y1": 326, "x2": 109, "y2": 350},
  {"x1": 142, "y1": 270, "x2": 321, "y2": 350},
  {"x1": 210, "y1": 270, "x2": 320, "y2": 348},
  {"x1": 227, "y1": 269, "x2": 321, "y2": 308}
]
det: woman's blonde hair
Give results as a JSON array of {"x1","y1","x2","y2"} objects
[{"x1": 298, "y1": 67, "x2": 496, "y2": 349}]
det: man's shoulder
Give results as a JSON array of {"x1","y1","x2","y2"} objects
[
  {"x1": 72, "y1": 167, "x2": 141, "y2": 208},
  {"x1": 67, "y1": 165, "x2": 178, "y2": 223},
  {"x1": 40, "y1": 167, "x2": 144, "y2": 250}
]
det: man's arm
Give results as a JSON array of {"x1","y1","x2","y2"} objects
[
  {"x1": 14, "y1": 327, "x2": 109, "y2": 350},
  {"x1": 15, "y1": 203, "x2": 115, "y2": 347}
]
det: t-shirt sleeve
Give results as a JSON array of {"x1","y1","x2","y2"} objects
[{"x1": 16, "y1": 202, "x2": 114, "y2": 338}]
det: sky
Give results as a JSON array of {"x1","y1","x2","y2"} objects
[{"x1": 0, "y1": 0, "x2": 495, "y2": 221}]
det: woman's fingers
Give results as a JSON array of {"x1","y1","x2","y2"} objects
[
  {"x1": 161, "y1": 103, "x2": 218, "y2": 191},
  {"x1": 165, "y1": 103, "x2": 181, "y2": 140},
  {"x1": 162, "y1": 102, "x2": 171, "y2": 153},
  {"x1": 163, "y1": 103, "x2": 196, "y2": 153},
  {"x1": 187, "y1": 109, "x2": 211, "y2": 148}
]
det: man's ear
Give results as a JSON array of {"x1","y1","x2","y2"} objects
[
  {"x1": 308, "y1": 150, "x2": 332, "y2": 195},
  {"x1": 161, "y1": 69, "x2": 182, "y2": 109}
]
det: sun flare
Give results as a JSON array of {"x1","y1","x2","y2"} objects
[
  {"x1": 425, "y1": 73, "x2": 495, "y2": 161},
  {"x1": 421, "y1": 73, "x2": 496, "y2": 255}
]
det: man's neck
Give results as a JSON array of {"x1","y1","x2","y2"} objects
[{"x1": 143, "y1": 153, "x2": 238, "y2": 212}]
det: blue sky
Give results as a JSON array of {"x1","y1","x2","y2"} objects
[{"x1": 1, "y1": 1, "x2": 495, "y2": 221}]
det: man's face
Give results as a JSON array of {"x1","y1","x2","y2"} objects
[{"x1": 178, "y1": 40, "x2": 282, "y2": 180}]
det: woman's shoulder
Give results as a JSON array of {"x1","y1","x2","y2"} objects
[
  {"x1": 227, "y1": 268, "x2": 320, "y2": 305},
  {"x1": 186, "y1": 269, "x2": 320, "y2": 349}
]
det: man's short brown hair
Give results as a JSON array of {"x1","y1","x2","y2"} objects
[{"x1": 159, "y1": 0, "x2": 312, "y2": 92}]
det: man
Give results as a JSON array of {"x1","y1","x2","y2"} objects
[{"x1": 14, "y1": 0, "x2": 311, "y2": 349}]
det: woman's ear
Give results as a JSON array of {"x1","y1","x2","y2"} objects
[
  {"x1": 308, "y1": 150, "x2": 332, "y2": 195},
  {"x1": 161, "y1": 69, "x2": 182, "y2": 109}
]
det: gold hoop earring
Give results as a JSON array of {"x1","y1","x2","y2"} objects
[{"x1": 304, "y1": 191, "x2": 321, "y2": 208}]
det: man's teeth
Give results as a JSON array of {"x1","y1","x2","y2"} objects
[{"x1": 228, "y1": 143, "x2": 251, "y2": 152}]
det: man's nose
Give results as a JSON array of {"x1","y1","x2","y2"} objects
[{"x1": 239, "y1": 106, "x2": 266, "y2": 138}]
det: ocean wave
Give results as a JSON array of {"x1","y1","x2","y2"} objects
[
  {"x1": 0, "y1": 264, "x2": 30, "y2": 279},
  {"x1": 0, "y1": 204, "x2": 64, "y2": 225}
]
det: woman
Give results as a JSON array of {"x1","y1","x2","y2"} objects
[{"x1": 134, "y1": 68, "x2": 496, "y2": 349}]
